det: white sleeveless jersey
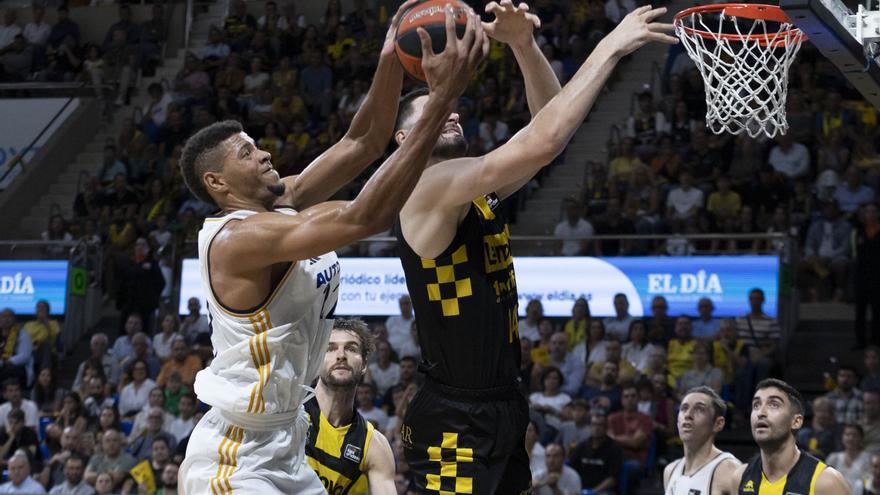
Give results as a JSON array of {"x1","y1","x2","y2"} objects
[
  {"x1": 666, "y1": 451, "x2": 736, "y2": 495},
  {"x1": 193, "y1": 208, "x2": 340, "y2": 422}
]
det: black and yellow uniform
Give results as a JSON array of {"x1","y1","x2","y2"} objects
[
  {"x1": 393, "y1": 193, "x2": 531, "y2": 494},
  {"x1": 738, "y1": 452, "x2": 827, "y2": 495},
  {"x1": 304, "y1": 398, "x2": 374, "y2": 495}
]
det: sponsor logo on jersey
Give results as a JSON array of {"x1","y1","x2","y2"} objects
[
  {"x1": 343, "y1": 444, "x2": 362, "y2": 464},
  {"x1": 743, "y1": 480, "x2": 755, "y2": 492}
]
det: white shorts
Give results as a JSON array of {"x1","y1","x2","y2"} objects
[{"x1": 180, "y1": 407, "x2": 324, "y2": 495}]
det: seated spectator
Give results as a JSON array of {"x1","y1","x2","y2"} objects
[
  {"x1": 531, "y1": 318, "x2": 555, "y2": 366},
  {"x1": 121, "y1": 437, "x2": 171, "y2": 494},
  {"x1": 47, "y1": 454, "x2": 92, "y2": 495},
  {"x1": 645, "y1": 295, "x2": 675, "y2": 344},
  {"x1": 564, "y1": 298, "x2": 590, "y2": 354},
  {"x1": 526, "y1": 420, "x2": 545, "y2": 477},
  {"x1": 157, "y1": 340, "x2": 201, "y2": 387},
  {"x1": 121, "y1": 333, "x2": 160, "y2": 382},
  {"x1": 0, "y1": 35, "x2": 33, "y2": 81},
  {"x1": 626, "y1": 90, "x2": 668, "y2": 149},
  {"x1": 23, "y1": 301, "x2": 60, "y2": 370},
  {"x1": 622, "y1": 320, "x2": 657, "y2": 371},
  {"x1": 31, "y1": 367, "x2": 65, "y2": 417},
  {"x1": 569, "y1": 411, "x2": 623, "y2": 494},
  {"x1": 84, "y1": 429, "x2": 136, "y2": 489},
  {"x1": 23, "y1": 6, "x2": 50, "y2": 48},
  {"x1": 118, "y1": 360, "x2": 156, "y2": 418},
  {"x1": 157, "y1": 463, "x2": 179, "y2": 495},
  {"x1": 802, "y1": 200, "x2": 852, "y2": 301},
  {"x1": 734, "y1": 288, "x2": 780, "y2": 410},
  {"x1": 111, "y1": 314, "x2": 143, "y2": 366},
  {"x1": 0, "y1": 409, "x2": 39, "y2": 467},
  {"x1": 0, "y1": 451, "x2": 45, "y2": 494},
  {"x1": 638, "y1": 376, "x2": 675, "y2": 441},
  {"x1": 543, "y1": 333, "x2": 586, "y2": 397},
  {"x1": 826, "y1": 365, "x2": 864, "y2": 424},
  {"x1": 557, "y1": 399, "x2": 592, "y2": 452},
  {"x1": 836, "y1": 167, "x2": 876, "y2": 216},
  {"x1": 603, "y1": 293, "x2": 634, "y2": 341},
  {"x1": 0, "y1": 309, "x2": 33, "y2": 388},
  {"x1": 667, "y1": 316, "x2": 697, "y2": 382},
  {"x1": 45, "y1": 394, "x2": 87, "y2": 443},
  {"x1": 39, "y1": 427, "x2": 87, "y2": 491},
  {"x1": 608, "y1": 385, "x2": 653, "y2": 465},
  {"x1": 49, "y1": 6, "x2": 79, "y2": 50},
  {"x1": 864, "y1": 348, "x2": 880, "y2": 391},
  {"x1": 862, "y1": 389, "x2": 880, "y2": 454},
  {"x1": 712, "y1": 319, "x2": 746, "y2": 388},
  {"x1": 529, "y1": 367, "x2": 572, "y2": 420},
  {"x1": 131, "y1": 388, "x2": 174, "y2": 439},
  {"x1": 666, "y1": 171, "x2": 704, "y2": 221},
  {"x1": 692, "y1": 297, "x2": 720, "y2": 338},
  {"x1": 167, "y1": 393, "x2": 198, "y2": 444},
  {"x1": 180, "y1": 298, "x2": 210, "y2": 346},
  {"x1": 609, "y1": 137, "x2": 644, "y2": 185},
  {"x1": 92, "y1": 473, "x2": 113, "y2": 495},
  {"x1": 554, "y1": 199, "x2": 593, "y2": 256},
  {"x1": 797, "y1": 397, "x2": 843, "y2": 460},
  {"x1": 827, "y1": 424, "x2": 872, "y2": 492},
  {"x1": 0, "y1": 11, "x2": 21, "y2": 51},
  {"x1": 102, "y1": 30, "x2": 136, "y2": 106},
  {"x1": 532, "y1": 443, "x2": 582, "y2": 495},
  {"x1": 587, "y1": 337, "x2": 638, "y2": 387},
  {"x1": 385, "y1": 295, "x2": 415, "y2": 355},
  {"x1": 162, "y1": 372, "x2": 189, "y2": 417},
  {"x1": 0, "y1": 380, "x2": 37, "y2": 431},
  {"x1": 356, "y1": 383, "x2": 388, "y2": 431},
  {"x1": 580, "y1": 361, "x2": 624, "y2": 412},
  {"x1": 380, "y1": 357, "x2": 418, "y2": 418},
  {"x1": 153, "y1": 315, "x2": 181, "y2": 363},
  {"x1": 768, "y1": 132, "x2": 811, "y2": 179},
  {"x1": 676, "y1": 341, "x2": 723, "y2": 399},
  {"x1": 368, "y1": 341, "x2": 399, "y2": 396},
  {"x1": 854, "y1": 453, "x2": 880, "y2": 495},
  {"x1": 82, "y1": 376, "x2": 115, "y2": 423},
  {"x1": 223, "y1": 0, "x2": 256, "y2": 51},
  {"x1": 41, "y1": 215, "x2": 73, "y2": 259},
  {"x1": 102, "y1": 4, "x2": 139, "y2": 49},
  {"x1": 139, "y1": 4, "x2": 166, "y2": 74},
  {"x1": 519, "y1": 300, "x2": 543, "y2": 343},
  {"x1": 128, "y1": 407, "x2": 176, "y2": 462},
  {"x1": 478, "y1": 110, "x2": 510, "y2": 153}
]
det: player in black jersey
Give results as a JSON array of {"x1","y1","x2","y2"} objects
[{"x1": 390, "y1": 2, "x2": 676, "y2": 492}]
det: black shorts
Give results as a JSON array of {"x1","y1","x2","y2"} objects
[{"x1": 401, "y1": 378, "x2": 532, "y2": 494}]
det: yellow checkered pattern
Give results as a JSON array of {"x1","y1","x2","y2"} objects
[
  {"x1": 425, "y1": 433, "x2": 474, "y2": 494},
  {"x1": 421, "y1": 245, "x2": 472, "y2": 317}
]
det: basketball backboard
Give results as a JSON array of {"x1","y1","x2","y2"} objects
[{"x1": 781, "y1": 0, "x2": 880, "y2": 107}]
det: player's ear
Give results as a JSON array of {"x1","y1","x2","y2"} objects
[
  {"x1": 203, "y1": 170, "x2": 228, "y2": 196},
  {"x1": 791, "y1": 412, "x2": 804, "y2": 431},
  {"x1": 394, "y1": 129, "x2": 407, "y2": 146},
  {"x1": 713, "y1": 415, "x2": 726, "y2": 433}
]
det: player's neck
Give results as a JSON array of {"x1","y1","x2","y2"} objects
[
  {"x1": 682, "y1": 441, "x2": 719, "y2": 476},
  {"x1": 315, "y1": 381, "x2": 356, "y2": 428},
  {"x1": 760, "y1": 437, "x2": 800, "y2": 482}
]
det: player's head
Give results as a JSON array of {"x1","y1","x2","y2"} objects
[
  {"x1": 679, "y1": 386, "x2": 726, "y2": 445},
  {"x1": 751, "y1": 378, "x2": 805, "y2": 448},
  {"x1": 180, "y1": 120, "x2": 284, "y2": 210},
  {"x1": 319, "y1": 318, "x2": 375, "y2": 389},
  {"x1": 393, "y1": 88, "x2": 467, "y2": 160}
]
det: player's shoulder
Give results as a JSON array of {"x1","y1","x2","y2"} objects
[
  {"x1": 364, "y1": 426, "x2": 394, "y2": 474},
  {"x1": 816, "y1": 464, "x2": 851, "y2": 494},
  {"x1": 663, "y1": 458, "x2": 682, "y2": 487}
]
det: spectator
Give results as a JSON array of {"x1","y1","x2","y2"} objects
[
  {"x1": 478, "y1": 110, "x2": 510, "y2": 152},
  {"x1": 608, "y1": 384, "x2": 653, "y2": 465},
  {"x1": 526, "y1": 420, "x2": 545, "y2": 476},
  {"x1": 48, "y1": 6, "x2": 79, "y2": 49},
  {"x1": 157, "y1": 463, "x2": 179, "y2": 495},
  {"x1": 713, "y1": 319, "x2": 746, "y2": 388},
  {"x1": 356, "y1": 383, "x2": 388, "y2": 431},
  {"x1": 299, "y1": 52, "x2": 333, "y2": 118},
  {"x1": 139, "y1": 4, "x2": 166, "y2": 74},
  {"x1": 554, "y1": 199, "x2": 593, "y2": 256},
  {"x1": 587, "y1": 337, "x2": 638, "y2": 386},
  {"x1": 223, "y1": 0, "x2": 256, "y2": 51},
  {"x1": 531, "y1": 318, "x2": 555, "y2": 366},
  {"x1": 45, "y1": 394, "x2": 86, "y2": 442},
  {"x1": 23, "y1": 6, "x2": 50, "y2": 48},
  {"x1": 580, "y1": 361, "x2": 623, "y2": 413},
  {"x1": 23, "y1": 300, "x2": 60, "y2": 370},
  {"x1": 836, "y1": 167, "x2": 876, "y2": 215},
  {"x1": 84, "y1": 430, "x2": 136, "y2": 489},
  {"x1": 802, "y1": 200, "x2": 852, "y2": 301},
  {"x1": 706, "y1": 175, "x2": 742, "y2": 222},
  {"x1": 865, "y1": 348, "x2": 880, "y2": 390},
  {"x1": 666, "y1": 171, "x2": 704, "y2": 221},
  {"x1": 121, "y1": 333, "x2": 160, "y2": 382},
  {"x1": 826, "y1": 365, "x2": 865, "y2": 424},
  {"x1": 0, "y1": 11, "x2": 21, "y2": 51},
  {"x1": 131, "y1": 388, "x2": 174, "y2": 439},
  {"x1": 827, "y1": 424, "x2": 872, "y2": 492},
  {"x1": 529, "y1": 367, "x2": 572, "y2": 419},
  {"x1": 862, "y1": 390, "x2": 880, "y2": 454},
  {"x1": 692, "y1": 297, "x2": 720, "y2": 338},
  {"x1": 31, "y1": 367, "x2": 65, "y2": 417},
  {"x1": 47, "y1": 454, "x2": 93, "y2": 495},
  {"x1": 519, "y1": 299, "x2": 543, "y2": 342},
  {"x1": 116, "y1": 238, "x2": 165, "y2": 328},
  {"x1": 156, "y1": 339, "x2": 201, "y2": 387},
  {"x1": 385, "y1": 295, "x2": 414, "y2": 355},
  {"x1": 603, "y1": 293, "x2": 634, "y2": 341},
  {"x1": 569, "y1": 411, "x2": 623, "y2": 494},
  {"x1": 103, "y1": 4, "x2": 139, "y2": 49},
  {"x1": 167, "y1": 394, "x2": 198, "y2": 444},
  {"x1": 557, "y1": 399, "x2": 592, "y2": 452},
  {"x1": 646, "y1": 295, "x2": 675, "y2": 343},
  {"x1": 564, "y1": 298, "x2": 590, "y2": 354},
  {"x1": 676, "y1": 341, "x2": 723, "y2": 398},
  {"x1": 531, "y1": 443, "x2": 582, "y2": 495},
  {"x1": 82, "y1": 376, "x2": 115, "y2": 423},
  {"x1": 797, "y1": 397, "x2": 842, "y2": 460},
  {"x1": 128, "y1": 407, "x2": 176, "y2": 462},
  {"x1": 0, "y1": 381, "x2": 37, "y2": 431},
  {"x1": 180, "y1": 298, "x2": 210, "y2": 346},
  {"x1": 111, "y1": 313, "x2": 143, "y2": 366},
  {"x1": 162, "y1": 371, "x2": 189, "y2": 417},
  {"x1": 854, "y1": 453, "x2": 880, "y2": 495},
  {"x1": 102, "y1": 29, "x2": 136, "y2": 106},
  {"x1": 39, "y1": 427, "x2": 85, "y2": 490},
  {"x1": 368, "y1": 340, "x2": 399, "y2": 396},
  {"x1": 609, "y1": 137, "x2": 644, "y2": 184},
  {"x1": 0, "y1": 35, "x2": 31, "y2": 81},
  {"x1": 0, "y1": 409, "x2": 39, "y2": 467},
  {"x1": 667, "y1": 316, "x2": 697, "y2": 383},
  {"x1": 626, "y1": 89, "x2": 668, "y2": 149},
  {"x1": 768, "y1": 132, "x2": 811, "y2": 179},
  {"x1": 0, "y1": 452, "x2": 45, "y2": 494},
  {"x1": 585, "y1": 319, "x2": 609, "y2": 365},
  {"x1": 92, "y1": 473, "x2": 113, "y2": 495},
  {"x1": 153, "y1": 314, "x2": 181, "y2": 362},
  {"x1": 622, "y1": 320, "x2": 657, "y2": 371},
  {"x1": 735, "y1": 288, "x2": 781, "y2": 406},
  {"x1": 118, "y1": 360, "x2": 156, "y2": 417},
  {"x1": 544, "y1": 333, "x2": 586, "y2": 397},
  {"x1": 855, "y1": 204, "x2": 880, "y2": 349},
  {"x1": 638, "y1": 375, "x2": 675, "y2": 442}
]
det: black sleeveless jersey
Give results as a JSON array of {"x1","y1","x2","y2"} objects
[
  {"x1": 304, "y1": 398, "x2": 373, "y2": 495},
  {"x1": 738, "y1": 452, "x2": 826, "y2": 495},
  {"x1": 393, "y1": 193, "x2": 521, "y2": 389}
]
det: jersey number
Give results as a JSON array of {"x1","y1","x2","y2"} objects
[{"x1": 320, "y1": 283, "x2": 338, "y2": 320}]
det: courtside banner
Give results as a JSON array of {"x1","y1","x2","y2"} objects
[
  {"x1": 0, "y1": 261, "x2": 68, "y2": 315},
  {"x1": 179, "y1": 256, "x2": 778, "y2": 318}
]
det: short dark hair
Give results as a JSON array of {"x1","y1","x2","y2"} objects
[
  {"x1": 541, "y1": 366, "x2": 565, "y2": 388},
  {"x1": 180, "y1": 120, "x2": 243, "y2": 205},
  {"x1": 838, "y1": 364, "x2": 860, "y2": 377},
  {"x1": 755, "y1": 378, "x2": 805, "y2": 415},
  {"x1": 2, "y1": 379, "x2": 19, "y2": 391},
  {"x1": 400, "y1": 355, "x2": 418, "y2": 366},
  {"x1": 843, "y1": 423, "x2": 865, "y2": 438},
  {"x1": 750, "y1": 288, "x2": 765, "y2": 298},
  {"x1": 333, "y1": 318, "x2": 375, "y2": 362},
  {"x1": 395, "y1": 88, "x2": 430, "y2": 132},
  {"x1": 684, "y1": 385, "x2": 727, "y2": 419},
  {"x1": 6, "y1": 408, "x2": 24, "y2": 423}
]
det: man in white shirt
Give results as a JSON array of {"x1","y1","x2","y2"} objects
[
  {"x1": 0, "y1": 452, "x2": 46, "y2": 494},
  {"x1": 179, "y1": 298, "x2": 210, "y2": 345},
  {"x1": 768, "y1": 133, "x2": 810, "y2": 179},
  {"x1": 691, "y1": 297, "x2": 720, "y2": 338},
  {"x1": 111, "y1": 313, "x2": 143, "y2": 365},
  {"x1": 384, "y1": 295, "x2": 415, "y2": 354},
  {"x1": 603, "y1": 293, "x2": 634, "y2": 340},
  {"x1": 23, "y1": 6, "x2": 50, "y2": 47},
  {"x1": 48, "y1": 455, "x2": 94, "y2": 495},
  {"x1": 554, "y1": 198, "x2": 594, "y2": 256},
  {"x1": 257, "y1": 0, "x2": 289, "y2": 30},
  {"x1": 545, "y1": 333, "x2": 586, "y2": 397},
  {"x1": 356, "y1": 383, "x2": 389, "y2": 431},
  {"x1": 0, "y1": 11, "x2": 21, "y2": 50},
  {"x1": 0, "y1": 380, "x2": 38, "y2": 431},
  {"x1": 167, "y1": 393, "x2": 197, "y2": 443},
  {"x1": 198, "y1": 27, "x2": 230, "y2": 60},
  {"x1": 532, "y1": 443, "x2": 582, "y2": 495},
  {"x1": 666, "y1": 172, "x2": 704, "y2": 220},
  {"x1": 478, "y1": 111, "x2": 511, "y2": 152}
]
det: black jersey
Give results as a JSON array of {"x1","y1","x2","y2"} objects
[
  {"x1": 738, "y1": 452, "x2": 826, "y2": 495},
  {"x1": 393, "y1": 193, "x2": 521, "y2": 389}
]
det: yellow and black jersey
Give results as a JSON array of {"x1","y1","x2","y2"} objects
[
  {"x1": 738, "y1": 452, "x2": 826, "y2": 495},
  {"x1": 304, "y1": 398, "x2": 374, "y2": 495},
  {"x1": 393, "y1": 193, "x2": 521, "y2": 389}
]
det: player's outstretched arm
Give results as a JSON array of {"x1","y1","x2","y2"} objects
[
  {"x1": 279, "y1": 0, "x2": 418, "y2": 210},
  {"x1": 364, "y1": 430, "x2": 397, "y2": 495},
  {"x1": 815, "y1": 466, "x2": 854, "y2": 495},
  {"x1": 408, "y1": 6, "x2": 676, "y2": 210},
  {"x1": 217, "y1": 8, "x2": 489, "y2": 267}
]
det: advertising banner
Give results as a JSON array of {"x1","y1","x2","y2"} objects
[{"x1": 0, "y1": 261, "x2": 68, "y2": 315}]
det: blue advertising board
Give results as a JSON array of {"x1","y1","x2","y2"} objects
[{"x1": 0, "y1": 261, "x2": 68, "y2": 315}]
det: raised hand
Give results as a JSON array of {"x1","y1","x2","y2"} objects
[
  {"x1": 381, "y1": 0, "x2": 421, "y2": 57},
  {"x1": 602, "y1": 6, "x2": 678, "y2": 57},
  {"x1": 483, "y1": 0, "x2": 541, "y2": 49},
  {"x1": 417, "y1": 5, "x2": 489, "y2": 101}
]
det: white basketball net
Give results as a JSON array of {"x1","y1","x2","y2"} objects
[{"x1": 675, "y1": 8, "x2": 805, "y2": 138}]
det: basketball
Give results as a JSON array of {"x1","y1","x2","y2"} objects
[{"x1": 395, "y1": 0, "x2": 470, "y2": 82}]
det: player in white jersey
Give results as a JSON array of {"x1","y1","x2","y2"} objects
[
  {"x1": 177, "y1": 4, "x2": 488, "y2": 493},
  {"x1": 664, "y1": 386, "x2": 742, "y2": 495}
]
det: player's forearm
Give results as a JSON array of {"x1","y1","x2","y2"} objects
[
  {"x1": 594, "y1": 476, "x2": 616, "y2": 492},
  {"x1": 511, "y1": 38, "x2": 561, "y2": 116},
  {"x1": 346, "y1": 51, "x2": 405, "y2": 157}
]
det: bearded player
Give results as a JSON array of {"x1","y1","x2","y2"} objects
[
  {"x1": 391, "y1": 1, "x2": 677, "y2": 492},
  {"x1": 177, "y1": 5, "x2": 488, "y2": 493}
]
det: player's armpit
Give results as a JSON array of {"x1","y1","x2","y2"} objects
[
  {"x1": 365, "y1": 430, "x2": 397, "y2": 495},
  {"x1": 815, "y1": 466, "x2": 854, "y2": 495}
]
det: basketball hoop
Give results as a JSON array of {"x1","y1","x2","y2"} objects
[{"x1": 674, "y1": 4, "x2": 807, "y2": 138}]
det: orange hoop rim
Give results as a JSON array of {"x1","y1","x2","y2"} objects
[{"x1": 673, "y1": 3, "x2": 807, "y2": 46}]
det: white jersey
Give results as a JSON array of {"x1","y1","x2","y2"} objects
[
  {"x1": 193, "y1": 208, "x2": 340, "y2": 425},
  {"x1": 666, "y1": 451, "x2": 736, "y2": 495}
]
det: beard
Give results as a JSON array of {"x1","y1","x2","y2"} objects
[
  {"x1": 266, "y1": 182, "x2": 285, "y2": 198},
  {"x1": 320, "y1": 365, "x2": 363, "y2": 389},
  {"x1": 432, "y1": 133, "x2": 468, "y2": 160}
]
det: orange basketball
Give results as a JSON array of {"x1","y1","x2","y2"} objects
[{"x1": 394, "y1": 0, "x2": 470, "y2": 82}]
